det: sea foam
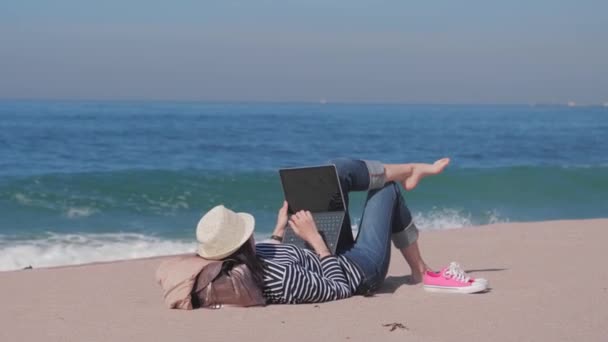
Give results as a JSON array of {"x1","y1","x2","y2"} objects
[
  {"x1": 414, "y1": 208, "x2": 507, "y2": 230},
  {"x1": 0, "y1": 209, "x2": 508, "y2": 272},
  {"x1": 0, "y1": 233, "x2": 196, "y2": 272},
  {"x1": 65, "y1": 207, "x2": 98, "y2": 218}
]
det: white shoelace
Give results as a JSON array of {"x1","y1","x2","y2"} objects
[{"x1": 444, "y1": 262, "x2": 470, "y2": 283}]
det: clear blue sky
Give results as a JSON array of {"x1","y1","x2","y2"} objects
[{"x1": 1, "y1": 1, "x2": 607, "y2": 104}]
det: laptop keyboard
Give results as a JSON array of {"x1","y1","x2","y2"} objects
[{"x1": 284, "y1": 212, "x2": 344, "y2": 252}]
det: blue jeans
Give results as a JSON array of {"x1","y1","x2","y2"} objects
[{"x1": 331, "y1": 159, "x2": 419, "y2": 295}]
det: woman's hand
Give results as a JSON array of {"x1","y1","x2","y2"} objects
[
  {"x1": 288, "y1": 210, "x2": 318, "y2": 241},
  {"x1": 289, "y1": 210, "x2": 331, "y2": 258}
]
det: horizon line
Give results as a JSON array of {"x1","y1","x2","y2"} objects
[{"x1": 1, "y1": 97, "x2": 607, "y2": 107}]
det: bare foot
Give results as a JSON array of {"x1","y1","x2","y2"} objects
[{"x1": 403, "y1": 158, "x2": 450, "y2": 191}]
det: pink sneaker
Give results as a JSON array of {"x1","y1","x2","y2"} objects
[
  {"x1": 446, "y1": 262, "x2": 489, "y2": 287},
  {"x1": 423, "y1": 262, "x2": 488, "y2": 294}
]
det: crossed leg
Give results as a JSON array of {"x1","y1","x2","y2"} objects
[
  {"x1": 384, "y1": 158, "x2": 450, "y2": 282},
  {"x1": 335, "y1": 158, "x2": 450, "y2": 288}
]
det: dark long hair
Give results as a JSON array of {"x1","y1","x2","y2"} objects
[{"x1": 222, "y1": 240, "x2": 266, "y2": 289}]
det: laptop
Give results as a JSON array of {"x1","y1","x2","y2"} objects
[{"x1": 279, "y1": 165, "x2": 353, "y2": 254}]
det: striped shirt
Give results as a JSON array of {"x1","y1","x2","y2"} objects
[{"x1": 255, "y1": 242, "x2": 363, "y2": 304}]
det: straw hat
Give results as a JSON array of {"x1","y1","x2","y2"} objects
[{"x1": 195, "y1": 205, "x2": 255, "y2": 260}]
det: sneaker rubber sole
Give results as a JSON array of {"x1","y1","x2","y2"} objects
[{"x1": 423, "y1": 282, "x2": 487, "y2": 294}]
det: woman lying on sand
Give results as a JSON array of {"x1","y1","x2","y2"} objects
[{"x1": 194, "y1": 158, "x2": 487, "y2": 305}]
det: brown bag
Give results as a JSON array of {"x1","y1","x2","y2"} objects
[
  {"x1": 155, "y1": 254, "x2": 215, "y2": 310},
  {"x1": 191, "y1": 260, "x2": 266, "y2": 308}
]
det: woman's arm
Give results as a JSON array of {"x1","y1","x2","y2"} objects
[
  {"x1": 282, "y1": 257, "x2": 352, "y2": 303},
  {"x1": 279, "y1": 211, "x2": 354, "y2": 303},
  {"x1": 266, "y1": 201, "x2": 289, "y2": 244}
]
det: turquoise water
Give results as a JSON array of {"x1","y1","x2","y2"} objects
[{"x1": 1, "y1": 101, "x2": 607, "y2": 270}]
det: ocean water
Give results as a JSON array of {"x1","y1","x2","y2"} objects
[{"x1": 1, "y1": 101, "x2": 607, "y2": 271}]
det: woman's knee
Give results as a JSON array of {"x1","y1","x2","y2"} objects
[
  {"x1": 328, "y1": 158, "x2": 370, "y2": 192},
  {"x1": 380, "y1": 181, "x2": 401, "y2": 197},
  {"x1": 328, "y1": 158, "x2": 362, "y2": 174}
]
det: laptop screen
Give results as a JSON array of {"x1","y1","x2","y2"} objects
[{"x1": 279, "y1": 165, "x2": 345, "y2": 214}]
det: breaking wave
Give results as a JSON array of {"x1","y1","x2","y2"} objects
[{"x1": 0, "y1": 208, "x2": 507, "y2": 272}]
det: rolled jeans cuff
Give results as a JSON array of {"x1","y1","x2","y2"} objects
[
  {"x1": 392, "y1": 221, "x2": 419, "y2": 249},
  {"x1": 363, "y1": 160, "x2": 386, "y2": 190}
]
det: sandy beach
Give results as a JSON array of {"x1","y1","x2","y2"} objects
[{"x1": 1, "y1": 219, "x2": 607, "y2": 342}]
